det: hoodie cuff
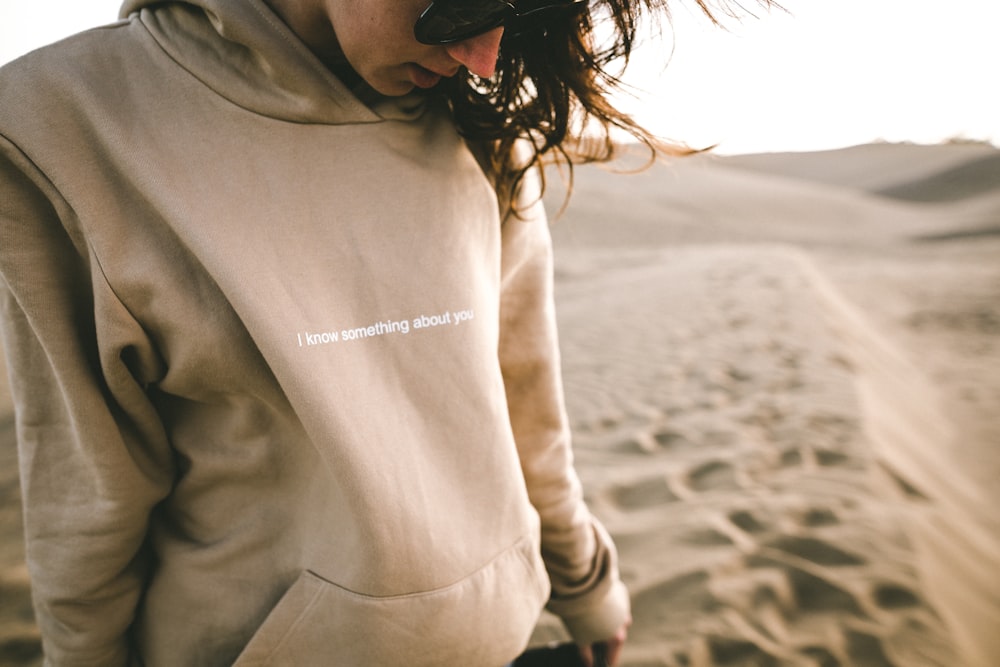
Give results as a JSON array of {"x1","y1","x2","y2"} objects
[
  {"x1": 545, "y1": 521, "x2": 631, "y2": 644},
  {"x1": 558, "y1": 579, "x2": 631, "y2": 644}
]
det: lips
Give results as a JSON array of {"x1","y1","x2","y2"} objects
[{"x1": 408, "y1": 63, "x2": 459, "y2": 89}]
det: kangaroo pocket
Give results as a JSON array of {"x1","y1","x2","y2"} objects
[{"x1": 232, "y1": 535, "x2": 550, "y2": 667}]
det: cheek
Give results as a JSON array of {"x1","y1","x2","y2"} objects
[
  {"x1": 373, "y1": 0, "x2": 429, "y2": 52},
  {"x1": 351, "y1": 14, "x2": 418, "y2": 67}
]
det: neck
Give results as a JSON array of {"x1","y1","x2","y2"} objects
[{"x1": 262, "y1": 0, "x2": 360, "y2": 85}]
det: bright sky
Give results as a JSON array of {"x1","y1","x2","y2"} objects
[{"x1": 2, "y1": 0, "x2": 998, "y2": 154}]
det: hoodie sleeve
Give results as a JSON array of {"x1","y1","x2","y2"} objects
[
  {"x1": 0, "y1": 138, "x2": 174, "y2": 666},
  {"x1": 497, "y1": 164, "x2": 631, "y2": 644}
]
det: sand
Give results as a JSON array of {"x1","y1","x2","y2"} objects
[{"x1": 1, "y1": 141, "x2": 998, "y2": 665}]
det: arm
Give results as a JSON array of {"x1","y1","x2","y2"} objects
[
  {"x1": 0, "y1": 139, "x2": 174, "y2": 665},
  {"x1": 497, "y1": 165, "x2": 631, "y2": 660}
]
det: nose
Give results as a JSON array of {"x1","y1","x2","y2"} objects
[{"x1": 444, "y1": 27, "x2": 504, "y2": 78}]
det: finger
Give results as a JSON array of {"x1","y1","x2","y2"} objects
[
  {"x1": 602, "y1": 622, "x2": 629, "y2": 666},
  {"x1": 603, "y1": 638, "x2": 623, "y2": 666},
  {"x1": 577, "y1": 643, "x2": 594, "y2": 667}
]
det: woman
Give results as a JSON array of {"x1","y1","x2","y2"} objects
[{"x1": 0, "y1": 0, "x2": 763, "y2": 664}]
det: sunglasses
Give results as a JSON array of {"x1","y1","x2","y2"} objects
[{"x1": 414, "y1": 0, "x2": 588, "y2": 45}]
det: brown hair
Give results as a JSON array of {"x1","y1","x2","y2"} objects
[{"x1": 440, "y1": 0, "x2": 777, "y2": 209}]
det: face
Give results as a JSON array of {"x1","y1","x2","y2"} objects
[{"x1": 322, "y1": 0, "x2": 504, "y2": 96}]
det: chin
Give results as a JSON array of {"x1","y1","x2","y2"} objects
[{"x1": 370, "y1": 80, "x2": 416, "y2": 97}]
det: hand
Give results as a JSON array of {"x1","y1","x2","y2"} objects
[{"x1": 577, "y1": 617, "x2": 630, "y2": 667}]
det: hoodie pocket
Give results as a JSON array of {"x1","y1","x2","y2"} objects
[{"x1": 232, "y1": 535, "x2": 549, "y2": 667}]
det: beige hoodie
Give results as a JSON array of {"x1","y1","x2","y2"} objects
[{"x1": 0, "y1": 0, "x2": 629, "y2": 665}]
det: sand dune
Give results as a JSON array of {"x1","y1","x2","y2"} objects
[
  {"x1": 528, "y1": 245, "x2": 962, "y2": 665},
  {"x1": 2, "y1": 142, "x2": 998, "y2": 665},
  {"x1": 720, "y1": 142, "x2": 999, "y2": 194},
  {"x1": 536, "y1": 141, "x2": 1000, "y2": 666},
  {"x1": 875, "y1": 153, "x2": 1000, "y2": 203}
]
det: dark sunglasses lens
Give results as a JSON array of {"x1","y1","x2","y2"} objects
[{"x1": 415, "y1": 0, "x2": 510, "y2": 45}]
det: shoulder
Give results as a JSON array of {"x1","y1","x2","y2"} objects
[
  {"x1": 1, "y1": 17, "x2": 137, "y2": 80},
  {"x1": 0, "y1": 17, "x2": 150, "y2": 130},
  {"x1": 0, "y1": 14, "x2": 172, "y2": 178}
]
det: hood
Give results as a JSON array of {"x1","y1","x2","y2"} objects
[{"x1": 118, "y1": 0, "x2": 428, "y2": 124}]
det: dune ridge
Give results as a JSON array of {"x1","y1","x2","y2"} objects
[{"x1": 801, "y1": 255, "x2": 1000, "y2": 667}]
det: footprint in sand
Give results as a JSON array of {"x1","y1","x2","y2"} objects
[
  {"x1": 687, "y1": 459, "x2": 740, "y2": 493},
  {"x1": 0, "y1": 574, "x2": 41, "y2": 664},
  {"x1": 845, "y1": 630, "x2": 894, "y2": 667},
  {"x1": 874, "y1": 461, "x2": 930, "y2": 501},
  {"x1": 0, "y1": 636, "x2": 42, "y2": 666},
  {"x1": 762, "y1": 535, "x2": 866, "y2": 567},
  {"x1": 653, "y1": 428, "x2": 688, "y2": 449},
  {"x1": 609, "y1": 475, "x2": 680, "y2": 510},
  {"x1": 700, "y1": 635, "x2": 777, "y2": 665},
  {"x1": 872, "y1": 582, "x2": 921, "y2": 610},
  {"x1": 727, "y1": 509, "x2": 772, "y2": 535},
  {"x1": 629, "y1": 571, "x2": 717, "y2": 641},
  {"x1": 799, "y1": 645, "x2": 840, "y2": 667},
  {"x1": 615, "y1": 427, "x2": 696, "y2": 455},
  {"x1": 798, "y1": 507, "x2": 840, "y2": 528},
  {"x1": 781, "y1": 565, "x2": 865, "y2": 616},
  {"x1": 677, "y1": 527, "x2": 734, "y2": 548},
  {"x1": 780, "y1": 447, "x2": 804, "y2": 467},
  {"x1": 814, "y1": 448, "x2": 857, "y2": 468}
]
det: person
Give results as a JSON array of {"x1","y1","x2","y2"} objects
[{"x1": 0, "y1": 0, "x2": 765, "y2": 664}]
